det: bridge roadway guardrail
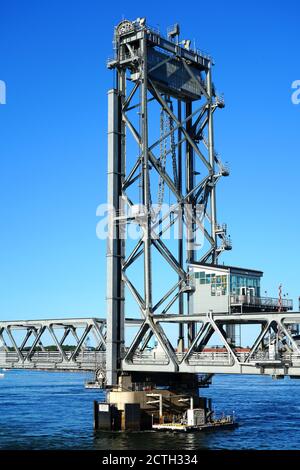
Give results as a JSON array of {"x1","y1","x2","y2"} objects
[
  {"x1": 0, "y1": 351, "x2": 106, "y2": 370},
  {"x1": 130, "y1": 350, "x2": 300, "y2": 367}
]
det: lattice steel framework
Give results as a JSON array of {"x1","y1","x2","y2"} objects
[
  {"x1": 123, "y1": 312, "x2": 300, "y2": 377},
  {"x1": 106, "y1": 19, "x2": 231, "y2": 385},
  {"x1": 0, "y1": 318, "x2": 106, "y2": 370},
  {"x1": 3, "y1": 315, "x2": 300, "y2": 379}
]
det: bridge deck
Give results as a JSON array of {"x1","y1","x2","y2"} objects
[
  {"x1": 0, "y1": 351, "x2": 106, "y2": 371},
  {"x1": 1, "y1": 313, "x2": 300, "y2": 377}
]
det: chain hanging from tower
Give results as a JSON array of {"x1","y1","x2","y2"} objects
[{"x1": 157, "y1": 99, "x2": 178, "y2": 216}]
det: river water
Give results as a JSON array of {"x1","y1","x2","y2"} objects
[{"x1": 0, "y1": 370, "x2": 299, "y2": 450}]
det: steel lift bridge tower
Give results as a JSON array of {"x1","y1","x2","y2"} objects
[
  {"x1": 106, "y1": 18, "x2": 232, "y2": 387},
  {"x1": 2, "y1": 18, "x2": 296, "y2": 391},
  {"x1": 104, "y1": 17, "x2": 300, "y2": 401}
]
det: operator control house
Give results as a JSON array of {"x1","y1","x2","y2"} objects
[{"x1": 189, "y1": 263, "x2": 293, "y2": 314}]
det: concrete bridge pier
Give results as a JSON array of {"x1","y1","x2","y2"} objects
[{"x1": 94, "y1": 373, "x2": 211, "y2": 431}]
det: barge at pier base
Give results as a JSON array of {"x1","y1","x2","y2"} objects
[{"x1": 152, "y1": 415, "x2": 237, "y2": 433}]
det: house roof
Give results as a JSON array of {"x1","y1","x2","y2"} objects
[{"x1": 189, "y1": 262, "x2": 263, "y2": 276}]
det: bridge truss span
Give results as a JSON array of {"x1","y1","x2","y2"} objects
[
  {"x1": 0, "y1": 318, "x2": 107, "y2": 371},
  {"x1": 2, "y1": 312, "x2": 300, "y2": 378},
  {"x1": 122, "y1": 311, "x2": 300, "y2": 377}
]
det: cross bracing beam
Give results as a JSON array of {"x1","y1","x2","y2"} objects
[
  {"x1": 0, "y1": 318, "x2": 107, "y2": 371},
  {"x1": 1, "y1": 312, "x2": 300, "y2": 377},
  {"x1": 106, "y1": 18, "x2": 231, "y2": 385},
  {"x1": 0, "y1": 318, "x2": 144, "y2": 371},
  {"x1": 121, "y1": 311, "x2": 300, "y2": 377}
]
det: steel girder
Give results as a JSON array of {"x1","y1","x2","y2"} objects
[
  {"x1": 122, "y1": 311, "x2": 300, "y2": 377},
  {"x1": 106, "y1": 20, "x2": 231, "y2": 384},
  {"x1": 2, "y1": 312, "x2": 300, "y2": 377},
  {"x1": 0, "y1": 318, "x2": 106, "y2": 371}
]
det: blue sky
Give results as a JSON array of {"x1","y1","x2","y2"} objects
[{"x1": 0, "y1": 0, "x2": 299, "y2": 322}]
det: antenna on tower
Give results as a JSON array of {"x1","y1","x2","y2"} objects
[{"x1": 278, "y1": 284, "x2": 282, "y2": 312}]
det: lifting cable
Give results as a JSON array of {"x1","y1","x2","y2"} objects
[{"x1": 157, "y1": 99, "x2": 178, "y2": 216}]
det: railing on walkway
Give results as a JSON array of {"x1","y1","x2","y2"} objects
[
  {"x1": 130, "y1": 349, "x2": 300, "y2": 367},
  {"x1": 230, "y1": 294, "x2": 293, "y2": 310},
  {"x1": 0, "y1": 351, "x2": 106, "y2": 370}
]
